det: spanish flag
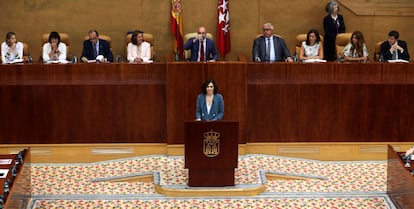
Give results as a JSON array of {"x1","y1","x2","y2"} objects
[{"x1": 171, "y1": 0, "x2": 184, "y2": 59}]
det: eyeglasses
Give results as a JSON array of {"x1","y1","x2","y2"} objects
[
  {"x1": 263, "y1": 28, "x2": 272, "y2": 31},
  {"x1": 197, "y1": 32, "x2": 206, "y2": 34}
]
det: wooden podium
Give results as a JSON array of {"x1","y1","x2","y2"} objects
[{"x1": 185, "y1": 121, "x2": 238, "y2": 187}]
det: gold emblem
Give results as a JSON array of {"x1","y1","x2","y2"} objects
[
  {"x1": 203, "y1": 130, "x2": 220, "y2": 157},
  {"x1": 172, "y1": 0, "x2": 182, "y2": 14}
]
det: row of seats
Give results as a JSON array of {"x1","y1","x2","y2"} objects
[
  {"x1": 334, "y1": 33, "x2": 383, "y2": 61},
  {"x1": 4, "y1": 32, "x2": 383, "y2": 62},
  {"x1": 1, "y1": 33, "x2": 155, "y2": 62},
  {"x1": 37, "y1": 33, "x2": 155, "y2": 62},
  {"x1": 239, "y1": 33, "x2": 383, "y2": 62},
  {"x1": 16, "y1": 32, "x2": 210, "y2": 62},
  {"x1": 295, "y1": 33, "x2": 382, "y2": 61}
]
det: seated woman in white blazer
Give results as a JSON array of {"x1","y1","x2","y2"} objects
[{"x1": 127, "y1": 30, "x2": 151, "y2": 63}]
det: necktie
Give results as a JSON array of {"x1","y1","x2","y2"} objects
[
  {"x1": 265, "y1": 38, "x2": 271, "y2": 61},
  {"x1": 93, "y1": 44, "x2": 98, "y2": 58},
  {"x1": 392, "y1": 49, "x2": 398, "y2": 60},
  {"x1": 200, "y1": 41, "x2": 205, "y2": 62}
]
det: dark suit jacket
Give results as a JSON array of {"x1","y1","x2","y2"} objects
[
  {"x1": 183, "y1": 38, "x2": 218, "y2": 61},
  {"x1": 323, "y1": 14, "x2": 346, "y2": 61},
  {"x1": 252, "y1": 35, "x2": 291, "y2": 62},
  {"x1": 196, "y1": 93, "x2": 224, "y2": 121},
  {"x1": 81, "y1": 39, "x2": 113, "y2": 62},
  {"x1": 380, "y1": 40, "x2": 410, "y2": 61}
]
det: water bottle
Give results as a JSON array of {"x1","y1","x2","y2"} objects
[
  {"x1": 11, "y1": 163, "x2": 17, "y2": 178},
  {"x1": 27, "y1": 55, "x2": 33, "y2": 63},
  {"x1": 175, "y1": 51, "x2": 179, "y2": 61},
  {"x1": 405, "y1": 156, "x2": 411, "y2": 168},
  {"x1": 337, "y1": 55, "x2": 342, "y2": 63},
  {"x1": 0, "y1": 195, "x2": 4, "y2": 208},
  {"x1": 116, "y1": 55, "x2": 121, "y2": 63},
  {"x1": 0, "y1": 199, "x2": 4, "y2": 208},
  {"x1": 3, "y1": 181, "x2": 9, "y2": 195},
  {"x1": 72, "y1": 56, "x2": 77, "y2": 63},
  {"x1": 293, "y1": 54, "x2": 298, "y2": 63},
  {"x1": 379, "y1": 54, "x2": 384, "y2": 63}
]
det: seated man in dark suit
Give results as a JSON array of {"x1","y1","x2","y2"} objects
[
  {"x1": 380, "y1": 30, "x2": 410, "y2": 61},
  {"x1": 183, "y1": 26, "x2": 218, "y2": 62},
  {"x1": 80, "y1": 30, "x2": 113, "y2": 63},
  {"x1": 252, "y1": 23, "x2": 293, "y2": 62}
]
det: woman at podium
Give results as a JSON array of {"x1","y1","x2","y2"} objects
[{"x1": 196, "y1": 79, "x2": 224, "y2": 121}]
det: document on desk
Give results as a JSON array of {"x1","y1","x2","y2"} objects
[
  {"x1": 387, "y1": 59, "x2": 409, "y2": 63},
  {"x1": 3, "y1": 59, "x2": 24, "y2": 64},
  {"x1": 0, "y1": 159, "x2": 12, "y2": 165},
  {"x1": 0, "y1": 169, "x2": 9, "y2": 178},
  {"x1": 303, "y1": 59, "x2": 326, "y2": 63},
  {"x1": 46, "y1": 60, "x2": 69, "y2": 64}
]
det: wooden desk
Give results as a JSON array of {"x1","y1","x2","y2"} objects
[
  {"x1": 387, "y1": 145, "x2": 414, "y2": 209},
  {"x1": 0, "y1": 63, "x2": 166, "y2": 143},
  {"x1": 1, "y1": 62, "x2": 414, "y2": 144},
  {"x1": 0, "y1": 149, "x2": 30, "y2": 209},
  {"x1": 247, "y1": 62, "x2": 414, "y2": 142}
]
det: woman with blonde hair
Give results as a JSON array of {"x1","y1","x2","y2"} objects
[{"x1": 1, "y1": 32, "x2": 24, "y2": 63}]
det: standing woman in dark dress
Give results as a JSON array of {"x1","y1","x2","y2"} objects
[{"x1": 323, "y1": 1, "x2": 345, "y2": 61}]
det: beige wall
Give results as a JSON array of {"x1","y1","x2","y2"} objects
[{"x1": 0, "y1": 0, "x2": 412, "y2": 62}]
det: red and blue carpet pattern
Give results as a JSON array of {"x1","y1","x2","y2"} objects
[{"x1": 27, "y1": 155, "x2": 395, "y2": 208}]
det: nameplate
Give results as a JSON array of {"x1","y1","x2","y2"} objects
[
  {"x1": 0, "y1": 159, "x2": 12, "y2": 165},
  {"x1": 0, "y1": 169, "x2": 9, "y2": 178}
]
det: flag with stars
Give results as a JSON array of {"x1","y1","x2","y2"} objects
[
  {"x1": 217, "y1": 0, "x2": 230, "y2": 59},
  {"x1": 171, "y1": 0, "x2": 184, "y2": 59}
]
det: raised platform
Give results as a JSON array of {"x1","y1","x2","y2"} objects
[{"x1": 1, "y1": 142, "x2": 413, "y2": 163}]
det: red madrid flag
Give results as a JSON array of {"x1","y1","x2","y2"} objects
[
  {"x1": 217, "y1": 0, "x2": 231, "y2": 59},
  {"x1": 171, "y1": 0, "x2": 184, "y2": 59}
]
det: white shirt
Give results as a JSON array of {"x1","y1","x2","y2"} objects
[
  {"x1": 266, "y1": 36, "x2": 276, "y2": 61},
  {"x1": 302, "y1": 41, "x2": 321, "y2": 58},
  {"x1": 1, "y1": 42, "x2": 24, "y2": 63},
  {"x1": 343, "y1": 43, "x2": 369, "y2": 58},
  {"x1": 127, "y1": 42, "x2": 151, "y2": 63},
  {"x1": 42, "y1": 42, "x2": 67, "y2": 62}
]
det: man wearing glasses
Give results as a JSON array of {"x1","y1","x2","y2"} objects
[
  {"x1": 252, "y1": 23, "x2": 292, "y2": 62},
  {"x1": 184, "y1": 26, "x2": 218, "y2": 62},
  {"x1": 81, "y1": 29, "x2": 113, "y2": 63}
]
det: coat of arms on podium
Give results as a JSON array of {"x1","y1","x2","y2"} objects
[{"x1": 203, "y1": 130, "x2": 220, "y2": 157}]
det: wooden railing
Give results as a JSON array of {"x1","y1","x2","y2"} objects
[
  {"x1": 1, "y1": 62, "x2": 414, "y2": 144},
  {"x1": 387, "y1": 145, "x2": 414, "y2": 209}
]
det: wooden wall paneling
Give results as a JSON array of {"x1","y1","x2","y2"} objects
[
  {"x1": 0, "y1": 64, "x2": 167, "y2": 144},
  {"x1": 166, "y1": 63, "x2": 207, "y2": 144},
  {"x1": 206, "y1": 62, "x2": 247, "y2": 143},
  {"x1": 387, "y1": 145, "x2": 414, "y2": 208}
]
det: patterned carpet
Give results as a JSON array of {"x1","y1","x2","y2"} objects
[{"x1": 27, "y1": 154, "x2": 395, "y2": 208}]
